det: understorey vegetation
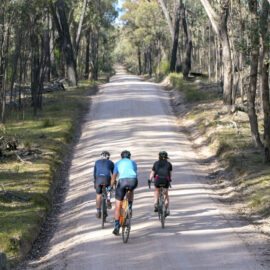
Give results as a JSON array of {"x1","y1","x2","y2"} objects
[
  {"x1": 167, "y1": 73, "x2": 270, "y2": 229},
  {"x1": 0, "y1": 81, "x2": 100, "y2": 265}
]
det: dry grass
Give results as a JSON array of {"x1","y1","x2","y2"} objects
[
  {"x1": 168, "y1": 73, "x2": 270, "y2": 221},
  {"x1": 0, "y1": 80, "x2": 96, "y2": 264}
]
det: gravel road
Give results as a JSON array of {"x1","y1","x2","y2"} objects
[{"x1": 21, "y1": 66, "x2": 269, "y2": 270}]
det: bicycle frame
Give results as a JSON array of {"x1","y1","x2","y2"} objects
[
  {"x1": 120, "y1": 189, "x2": 131, "y2": 243},
  {"x1": 149, "y1": 180, "x2": 167, "y2": 228}
]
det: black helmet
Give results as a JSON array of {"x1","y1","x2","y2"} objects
[
  {"x1": 121, "y1": 150, "x2": 131, "y2": 159},
  {"x1": 101, "y1": 151, "x2": 110, "y2": 159},
  {"x1": 159, "y1": 150, "x2": 168, "y2": 159}
]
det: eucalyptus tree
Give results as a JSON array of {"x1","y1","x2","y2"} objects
[
  {"x1": 199, "y1": 0, "x2": 232, "y2": 106},
  {"x1": 50, "y1": 0, "x2": 77, "y2": 86},
  {"x1": 259, "y1": 0, "x2": 270, "y2": 160},
  {"x1": 120, "y1": 0, "x2": 169, "y2": 76}
]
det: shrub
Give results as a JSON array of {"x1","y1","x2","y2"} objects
[
  {"x1": 42, "y1": 118, "x2": 55, "y2": 128},
  {"x1": 23, "y1": 138, "x2": 31, "y2": 150}
]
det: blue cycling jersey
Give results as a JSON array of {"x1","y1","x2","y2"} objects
[
  {"x1": 113, "y1": 158, "x2": 137, "y2": 179},
  {"x1": 94, "y1": 159, "x2": 114, "y2": 179}
]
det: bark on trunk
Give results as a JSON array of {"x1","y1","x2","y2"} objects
[
  {"x1": 200, "y1": 0, "x2": 233, "y2": 106},
  {"x1": 247, "y1": 0, "x2": 263, "y2": 148},
  {"x1": 75, "y1": 0, "x2": 87, "y2": 58},
  {"x1": 49, "y1": 15, "x2": 58, "y2": 79},
  {"x1": 51, "y1": 0, "x2": 77, "y2": 86},
  {"x1": 1, "y1": 26, "x2": 10, "y2": 123},
  {"x1": 260, "y1": 0, "x2": 270, "y2": 161},
  {"x1": 10, "y1": 31, "x2": 21, "y2": 104},
  {"x1": 158, "y1": 0, "x2": 174, "y2": 42},
  {"x1": 181, "y1": 1, "x2": 192, "y2": 79},
  {"x1": 84, "y1": 29, "x2": 90, "y2": 79},
  {"x1": 137, "y1": 46, "x2": 142, "y2": 75},
  {"x1": 170, "y1": 1, "x2": 181, "y2": 72},
  {"x1": 219, "y1": 2, "x2": 232, "y2": 106}
]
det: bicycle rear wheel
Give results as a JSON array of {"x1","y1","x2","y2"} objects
[
  {"x1": 122, "y1": 210, "x2": 131, "y2": 243},
  {"x1": 101, "y1": 196, "x2": 107, "y2": 229}
]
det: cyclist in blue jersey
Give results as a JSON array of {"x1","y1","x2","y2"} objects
[
  {"x1": 110, "y1": 150, "x2": 138, "y2": 235},
  {"x1": 94, "y1": 151, "x2": 114, "y2": 219}
]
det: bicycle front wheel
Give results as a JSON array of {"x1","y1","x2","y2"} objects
[{"x1": 122, "y1": 211, "x2": 131, "y2": 243}]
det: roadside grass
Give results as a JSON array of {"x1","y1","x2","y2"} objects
[
  {"x1": 169, "y1": 72, "x2": 270, "y2": 220},
  {"x1": 0, "y1": 80, "x2": 96, "y2": 263}
]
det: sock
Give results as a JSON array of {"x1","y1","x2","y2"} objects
[
  {"x1": 97, "y1": 208, "x2": 101, "y2": 213},
  {"x1": 128, "y1": 201, "x2": 133, "y2": 209},
  {"x1": 114, "y1": 219, "x2": 120, "y2": 229}
]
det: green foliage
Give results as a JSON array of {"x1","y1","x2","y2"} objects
[{"x1": 160, "y1": 61, "x2": 170, "y2": 75}]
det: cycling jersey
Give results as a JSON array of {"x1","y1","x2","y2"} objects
[
  {"x1": 94, "y1": 159, "x2": 114, "y2": 180},
  {"x1": 152, "y1": 160, "x2": 172, "y2": 178},
  {"x1": 113, "y1": 158, "x2": 137, "y2": 179}
]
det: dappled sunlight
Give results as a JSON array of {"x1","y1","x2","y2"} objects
[{"x1": 24, "y1": 67, "x2": 265, "y2": 270}]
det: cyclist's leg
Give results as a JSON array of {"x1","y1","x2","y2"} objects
[
  {"x1": 113, "y1": 180, "x2": 126, "y2": 235},
  {"x1": 105, "y1": 176, "x2": 112, "y2": 208},
  {"x1": 95, "y1": 176, "x2": 105, "y2": 217},
  {"x1": 127, "y1": 178, "x2": 138, "y2": 210},
  {"x1": 96, "y1": 194, "x2": 102, "y2": 208},
  {"x1": 154, "y1": 183, "x2": 160, "y2": 212},
  {"x1": 163, "y1": 188, "x2": 170, "y2": 216},
  {"x1": 163, "y1": 188, "x2": 169, "y2": 209}
]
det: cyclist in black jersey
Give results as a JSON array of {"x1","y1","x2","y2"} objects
[{"x1": 148, "y1": 151, "x2": 172, "y2": 216}]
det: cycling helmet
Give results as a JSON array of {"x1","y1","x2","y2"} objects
[
  {"x1": 159, "y1": 150, "x2": 168, "y2": 159},
  {"x1": 101, "y1": 151, "x2": 110, "y2": 159},
  {"x1": 121, "y1": 150, "x2": 131, "y2": 159}
]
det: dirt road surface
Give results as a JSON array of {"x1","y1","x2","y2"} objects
[{"x1": 21, "y1": 66, "x2": 269, "y2": 270}]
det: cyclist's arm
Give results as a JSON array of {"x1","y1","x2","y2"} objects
[
  {"x1": 93, "y1": 164, "x2": 96, "y2": 181},
  {"x1": 149, "y1": 170, "x2": 155, "y2": 180},
  {"x1": 111, "y1": 173, "x2": 118, "y2": 187}
]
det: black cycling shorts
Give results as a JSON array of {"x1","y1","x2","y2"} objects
[
  {"x1": 95, "y1": 175, "x2": 111, "y2": 194},
  {"x1": 115, "y1": 178, "x2": 138, "y2": 201},
  {"x1": 154, "y1": 176, "x2": 170, "y2": 189}
]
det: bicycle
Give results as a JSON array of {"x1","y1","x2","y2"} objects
[
  {"x1": 100, "y1": 184, "x2": 108, "y2": 229},
  {"x1": 148, "y1": 180, "x2": 168, "y2": 229},
  {"x1": 120, "y1": 187, "x2": 132, "y2": 243}
]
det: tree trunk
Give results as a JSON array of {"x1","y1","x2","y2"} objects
[
  {"x1": 51, "y1": 0, "x2": 77, "y2": 85},
  {"x1": 1, "y1": 26, "x2": 10, "y2": 123},
  {"x1": 49, "y1": 15, "x2": 58, "y2": 79},
  {"x1": 158, "y1": 0, "x2": 174, "y2": 42},
  {"x1": 30, "y1": 29, "x2": 40, "y2": 116},
  {"x1": 137, "y1": 46, "x2": 142, "y2": 75},
  {"x1": 182, "y1": 1, "x2": 192, "y2": 79},
  {"x1": 10, "y1": 31, "x2": 21, "y2": 104},
  {"x1": 85, "y1": 29, "x2": 90, "y2": 79},
  {"x1": 247, "y1": 0, "x2": 263, "y2": 148},
  {"x1": 219, "y1": 2, "x2": 232, "y2": 106},
  {"x1": 200, "y1": 0, "x2": 232, "y2": 106},
  {"x1": 170, "y1": 1, "x2": 181, "y2": 72},
  {"x1": 75, "y1": 0, "x2": 87, "y2": 58},
  {"x1": 260, "y1": 0, "x2": 270, "y2": 161}
]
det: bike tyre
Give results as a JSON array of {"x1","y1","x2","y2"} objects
[{"x1": 122, "y1": 211, "x2": 131, "y2": 243}]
